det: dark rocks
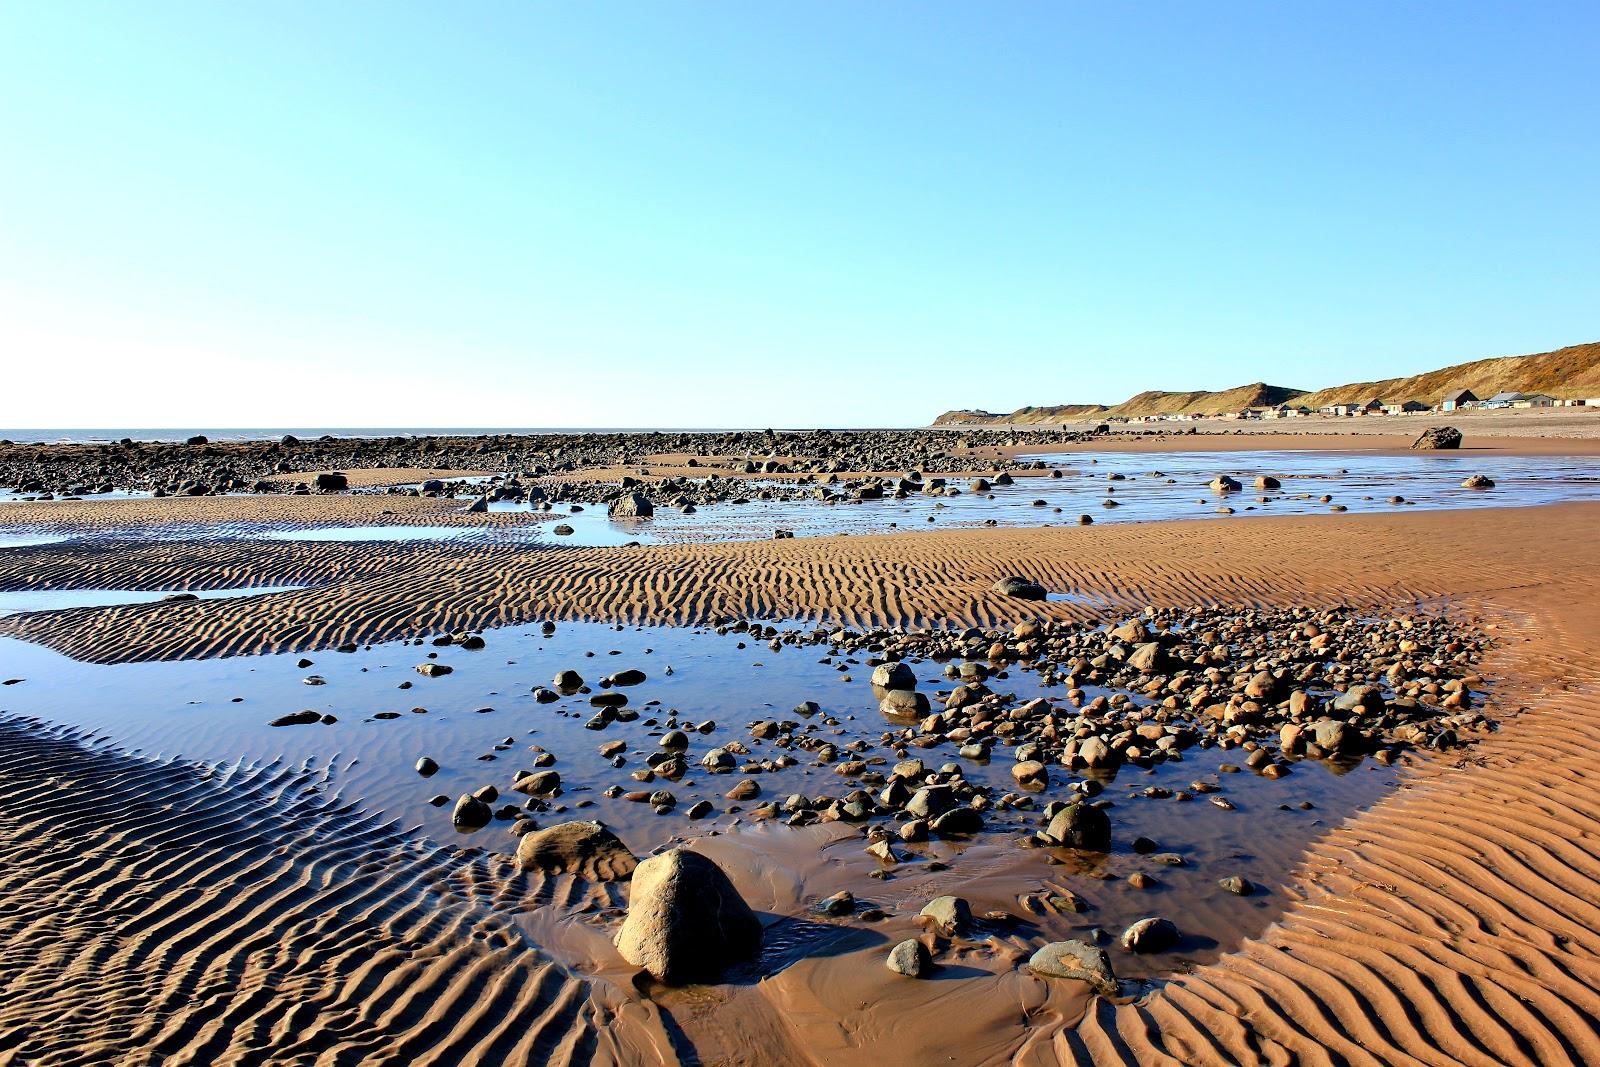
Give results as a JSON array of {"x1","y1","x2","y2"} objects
[
  {"x1": 268, "y1": 709, "x2": 323, "y2": 727},
  {"x1": 313, "y1": 472, "x2": 348, "y2": 491},
  {"x1": 1412, "y1": 426, "x2": 1462, "y2": 450},
  {"x1": 931, "y1": 806, "x2": 984, "y2": 836},
  {"x1": 614, "y1": 849, "x2": 762, "y2": 984},
  {"x1": 818, "y1": 891, "x2": 856, "y2": 917}
]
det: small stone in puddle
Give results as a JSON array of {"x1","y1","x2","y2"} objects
[{"x1": 1219, "y1": 875, "x2": 1254, "y2": 895}]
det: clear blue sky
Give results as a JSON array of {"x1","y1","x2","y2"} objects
[{"x1": 2, "y1": 2, "x2": 1595, "y2": 428}]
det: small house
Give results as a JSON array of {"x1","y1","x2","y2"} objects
[
  {"x1": 1511, "y1": 393, "x2": 1558, "y2": 409},
  {"x1": 1440, "y1": 389, "x2": 1478, "y2": 412}
]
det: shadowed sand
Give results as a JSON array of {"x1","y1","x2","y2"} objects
[{"x1": 2, "y1": 502, "x2": 1599, "y2": 1064}]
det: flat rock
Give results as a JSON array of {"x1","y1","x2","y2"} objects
[{"x1": 1028, "y1": 940, "x2": 1118, "y2": 995}]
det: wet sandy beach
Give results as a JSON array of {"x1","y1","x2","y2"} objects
[{"x1": 2, "y1": 435, "x2": 1600, "y2": 1065}]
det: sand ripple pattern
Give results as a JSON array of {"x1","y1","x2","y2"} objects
[
  {"x1": 0, "y1": 717, "x2": 662, "y2": 1066},
  {"x1": 0, "y1": 505, "x2": 1584, "y2": 664}
]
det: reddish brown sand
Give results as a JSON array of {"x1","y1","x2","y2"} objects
[{"x1": 1, "y1": 500, "x2": 1598, "y2": 1064}]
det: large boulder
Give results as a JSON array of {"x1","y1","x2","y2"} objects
[
  {"x1": 614, "y1": 849, "x2": 762, "y2": 984},
  {"x1": 516, "y1": 820, "x2": 638, "y2": 880},
  {"x1": 609, "y1": 492, "x2": 654, "y2": 518},
  {"x1": 1412, "y1": 426, "x2": 1462, "y2": 450},
  {"x1": 313, "y1": 471, "x2": 349, "y2": 491}
]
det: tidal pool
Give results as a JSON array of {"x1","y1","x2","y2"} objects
[{"x1": 0, "y1": 615, "x2": 1409, "y2": 979}]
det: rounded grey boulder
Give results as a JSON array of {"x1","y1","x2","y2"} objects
[{"x1": 886, "y1": 938, "x2": 933, "y2": 978}]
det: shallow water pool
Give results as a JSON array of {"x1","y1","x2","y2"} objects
[{"x1": 0, "y1": 615, "x2": 1406, "y2": 979}]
